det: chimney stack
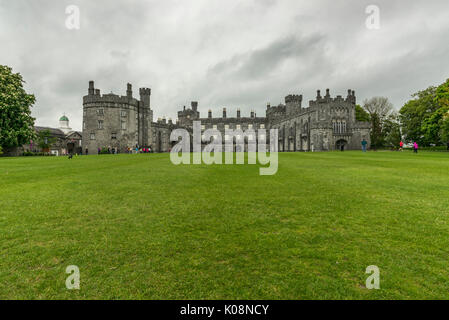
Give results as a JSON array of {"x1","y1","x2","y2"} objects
[
  {"x1": 88, "y1": 81, "x2": 95, "y2": 95},
  {"x1": 126, "y1": 83, "x2": 132, "y2": 98}
]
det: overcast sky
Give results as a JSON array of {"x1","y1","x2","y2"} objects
[{"x1": 1, "y1": 0, "x2": 448, "y2": 130}]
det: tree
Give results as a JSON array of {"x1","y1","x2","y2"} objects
[
  {"x1": 399, "y1": 81, "x2": 449, "y2": 146},
  {"x1": 0, "y1": 65, "x2": 36, "y2": 152},
  {"x1": 0, "y1": 146, "x2": 2, "y2": 155},
  {"x1": 440, "y1": 111, "x2": 449, "y2": 144},
  {"x1": 363, "y1": 97, "x2": 394, "y2": 121},
  {"x1": 355, "y1": 104, "x2": 370, "y2": 122},
  {"x1": 37, "y1": 129, "x2": 56, "y2": 151},
  {"x1": 383, "y1": 113, "x2": 402, "y2": 148},
  {"x1": 362, "y1": 97, "x2": 394, "y2": 149}
]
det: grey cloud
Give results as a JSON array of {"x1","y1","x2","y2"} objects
[{"x1": 0, "y1": 0, "x2": 449, "y2": 129}]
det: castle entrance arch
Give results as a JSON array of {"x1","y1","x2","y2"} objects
[{"x1": 336, "y1": 139, "x2": 347, "y2": 151}]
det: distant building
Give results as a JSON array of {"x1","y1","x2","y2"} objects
[
  {"x1": 58, "y1": 115, "x2": 72, "y2": 134},
  {"x1": 12, "y1": 115, "x2": 82, "y2": 156}
]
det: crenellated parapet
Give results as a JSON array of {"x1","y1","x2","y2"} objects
[{"x1": 309, "y1": 89, "x2": 356, "y2": 106}]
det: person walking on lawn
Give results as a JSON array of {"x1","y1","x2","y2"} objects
[{"x1": 361, "y1": 139, "x2": 367, "y2": 152}]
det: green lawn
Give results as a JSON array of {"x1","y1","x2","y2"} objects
[{"x1": 1, "y1": 151, "x2": 449, "y2": 299}]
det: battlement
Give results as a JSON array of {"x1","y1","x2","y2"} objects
[
  {"x1": 285, "y1": 94, "x2": 303, "y2": 104},
  {"x1": 139, "y1": 88, "x2": 151, "y2": 96},
  {"x1": 83, "y1": 93, "x2": 140, "y2": 107},
  {"x1": 83, "y1": 81, "x2": 151, "y2": 108},
  {"x1": 308, "y1": 89, "x2": 356, "y2": 106}
]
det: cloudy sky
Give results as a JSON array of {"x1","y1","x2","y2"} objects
[{"x1": 1, "y1": 0, "x2": 448, "y2": 130}]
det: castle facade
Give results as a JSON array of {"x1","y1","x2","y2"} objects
[{"x1": 82, "y1": 81, "x2": 371, "y2": 154}]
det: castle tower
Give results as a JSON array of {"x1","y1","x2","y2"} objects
[
  {"x1": 285, "y1": 94, "x2": 303, "y2": 115},
  {"x1": 139, "y1": 87, "x2": 152, "y2": 146},
  {"x1": 82, "y1": 81, "x2": 141, "y2": 154}
]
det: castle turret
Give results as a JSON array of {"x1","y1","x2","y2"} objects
[
  {"x1": 191, "y1": 101, "x2": 198, "y2": 112},
  {"x1": 285, "y1": 94, "x2": 303, "y2": 114},
  {"x1": 127, "y1": 83, "x2": 133, "y2": 98},
  {"x1": 237, "y1": 109, "x2": 241, "y2": 118},
  {"x1": 139, "y1": 87, "x2": 151, "y2": 108},
  {"x1": 223, "y1": 108, "x2": 227, "y2": 118},
  {"x1": 88, "y1": 81, "x2": 95, "y2": 95}
]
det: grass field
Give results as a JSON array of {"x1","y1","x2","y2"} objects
[{"x1": 1, "y1": 151, "x2": 449, "y2": 299}]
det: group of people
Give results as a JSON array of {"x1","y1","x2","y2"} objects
[
  {"x1": 399, "y1": 141, "x2": 419, "y2": 153},
  {"x1": 94, "y1": 146, "x2": 154, "y2": 154},
  {"x1": 96, "y1": 147, "x2": 119, "y2": 154},
  {"x1": 361, "y1": 140, "x2": 420, "y2": 153},
  {"x1": 129, "y1": 146, "x2": 152, "y2": 153}
]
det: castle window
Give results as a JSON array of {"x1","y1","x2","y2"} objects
[
  {"x1": 121, "y1": 121, "x2": 127, "y2": 130},
  {"x1": 97, "y1": 120, "x2": 103, "y2": 129},
  {"x1": 213, "y1": 125, "x2": 217, "y2": 130},
  {"x1": 225, "y1": 125, "x2": 229, "y2": 130},
  {"x1": 201, "y1": 125, "x2": 205, "y2": 130},
  {"x1": 90, "y1": 133, "x2": 95, "y2": 140},
  {"x1": 83, "y1": 122, "x2": 86, "y2": 130},
  {"x1": 111, "y1": 132, "x2": 117, "y2": 140},
  {"x1": 260, "y1": 134, "x2": 266, "y2": 140},
  {"x1": 236, "y1": 124, "x2": 241, "y2": 130},
  {"x1": 97, "y1": 109, "x2": 104, "y2": 116},
  {"x1": 248, "y1": 124, "x2": 253, "y2": 129},
  {"x1": 260, "y1": 124, "x2": 265, "y2": 129},
  {"x1": 121, "y1": 110, "x2": 127, "y2": 117}
]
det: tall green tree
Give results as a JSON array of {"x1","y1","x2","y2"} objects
[
  {"x1": 383, "y1": 113, "x2": 402, "y2": 148},
  {"x1": 355, "y1": 105, "x2": 370, "y2": 122},
  {"x1": 362, "y1": 97, "x2": 394, "y2": 149},
  {"x1": 0, "y1": 65, "x2": 36, "y2": 152},
  {"x1": 399, "y1": 80, "x2": 449, "y2": 146}
]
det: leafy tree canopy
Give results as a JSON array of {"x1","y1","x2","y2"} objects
[
  {"x1": 400, "y1": 80, "x2": 449, "y2": 145},
  {"x1": 0, "y1": 65, "x2": 36, "y2": 151},
  {"x1": 355, "y1": 105, "x2": 370, "y2": 122},
  {"x1": 362, "y1": 97, "x2": 394, "y2": 149}
]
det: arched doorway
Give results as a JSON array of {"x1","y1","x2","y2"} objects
[
  {"x1": 67, "y1": 142, "x2": 75, "y2": 155},
  {"x1": 336, "y1": 139, "x2": 347, "y2": 151}
]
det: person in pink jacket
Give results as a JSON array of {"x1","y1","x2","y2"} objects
[{"x1": 413, "y1": 142, "x2": 419, "y2": 153}]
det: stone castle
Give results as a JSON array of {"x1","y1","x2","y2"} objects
[{"x1": 82, "y1": 81, "x2": 371, "y2": 153}]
